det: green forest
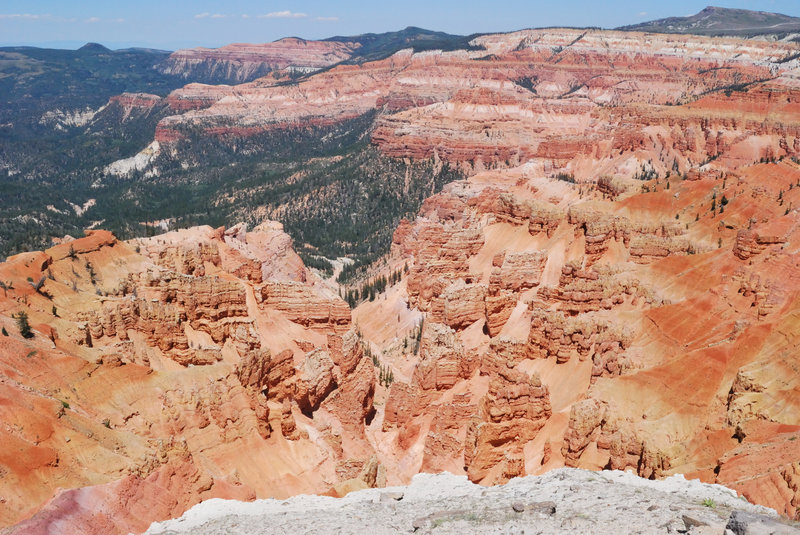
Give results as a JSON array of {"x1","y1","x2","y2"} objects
[{"x1": 0, "y1": 40, "x2": 464, "y2": 280}]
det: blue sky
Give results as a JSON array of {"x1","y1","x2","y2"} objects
[{"x1": 1, "y1": 0, "x2": 798, "y2": 50}]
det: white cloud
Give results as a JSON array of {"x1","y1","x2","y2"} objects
[
  {"x1": 114, "y1": 18, "x2": 125, "y2": 23},
  {"x1": 195, "y1": 13, "x2": 228, "y2": 19},
  {"x1": 638, "y1": 11, "x2": 647, "y2": 17},
  {"x1": 260, "y1": 11, "x2": 307, "y2": 18},
  {"x1": 242, "y1": 14, "x2": 250, "y2": 19},
  {"x1": 0, "y1": 13, "x2": 48, "y2": 20},
  {"x1": 86, "y1": 17, "x2": 101, "y2": 23},
  {"x1": 315, "y1": 16, "x2": 339, "y2": 22}
]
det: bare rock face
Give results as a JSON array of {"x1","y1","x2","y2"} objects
[
  {"x1": 107, "y1": 92, "x2": 164, "y2": 121},
  {"x1": 145, "y1": 469, "x2": 792, "y2": 535},
  {"x1": 491, "y1": 251, "x2": 547, "y2": 292},
  {"x1": 382, "y1": 382, "x2": 433, "y2": 431},
  {"x1": 420, "y1": 395, "x2": 477, "y2": 473},
  {"x1": 429, "y1": 279, "x2": 487, "y2": 330},
  {"x1": 465, "y1": 367, "x2": 551, "y2": 483},
  {"x1": 562, "y1": 399, "x2": 606, "y2": 468},
  {"x1": 296, "y1": 349, "x2": 338, "y2": 414},
  {"x1": 538, "y1": 262, "x2": 639, "y2": 315},
  {"x1": 158, "y1": 38, "x2": 359, "y2": 84},
  {"x1": 413, "y1": 322, "x2": 478, "y2": 391},
  {"x1": 469, "y1": 188, "x2": 564, "y2": 237},
  {"x1": 733, "y1": 227, "x2": 789, "y2": 260},
  {"x1": 484, "y1": 288, "x2": 517, "y2": 337},
  {"x1": 259, "y1": 281, "x2": 351, "y2": 333},
  {"x1": 528, "y1": 308, "x2": 631, "y2": 377},
  {"x1": 79, "y1": 273, "x2": 255, "y2": 367},
  {"x1": 404, "y1": 222, "x2": 485, "y2": 312},
  {"x1": 480, "y1": 337, "x2": 531, "y2": 377}
]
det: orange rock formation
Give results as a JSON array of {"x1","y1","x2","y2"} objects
[{"x1": 8, "y1": 26, "x2": 800, "y2": 533}]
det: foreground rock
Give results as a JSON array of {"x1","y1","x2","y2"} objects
[{"x1": 146, "y1": 468, "x2": 797, "y2": 534}]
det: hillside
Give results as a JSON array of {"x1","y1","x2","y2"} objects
[{"x1": 326, "y1": 26, "x2": 479, "y2": 64}]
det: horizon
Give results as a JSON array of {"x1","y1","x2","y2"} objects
[{"x1": 1, "y1": 0, "x2": 799, "y2": 51}]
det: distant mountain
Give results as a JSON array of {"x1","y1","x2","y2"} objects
[
  {"x1": 0, "y1": 44, "x2": 181, "y2": 132},
  {"x1": 617, "y1": 6, "x2": 800, "y2": 38},
  {"x1": 156, "y1": 28, "x2": 480, "y2": 85},
  {"x1": 77, "y1": 42, "x2": 112, "y2": 53},
  {"x1": 326, "y1": 26, "x2": 480, "y2": 63}
]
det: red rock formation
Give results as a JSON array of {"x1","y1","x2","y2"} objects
[
  {"x1": 429, "y1": 280, "x2": 486, "y2": 330},
  {"x1": 159, "y1": 38, "x2": 359, "y2": 83},
  {"x1": 259, "y1": 282, "x2": 351, "y2": 333},
  {"x1": 404, "y1": 222, "x2": 484, "y2": 311},
  {"x1": 0, "y1": 223, "x2": 382, "y2": 532},
  {"x1": 528, "y1": 308, "x2": 631, "y2": 375},
  {"x1": 420, "y1": 395, "x2": 477, "y2": 473},
  {"x1": 561, "y1": 399, "x2": 606, "y2": 467},
  {"x1": 296, "y1": 349, "x2": 338, "y2": 414},
  {"x1": 538, "y1": 262, "x2": 638, "y2": 314},
  {"x1": 484, "y1": 289, "x2": 517, "y2": 337},
  {"x1": 13, "y1": 25, "x2": 800, "y2": 533},
  {"x1": 165, "y1": 83, "x2": 232, "y2": 112},
  {"x1": 465, "y1": 367, "x2": 551, "y2": 483},
  {"x1": 733, "y1": 222, "x2": 791, "y2": 260},
  {"x1": 107, "y1": 93, "x2": 163, "y2": 121},
  {"x1": 412, "y1": 322, "x2": 479, "y2": 391}
]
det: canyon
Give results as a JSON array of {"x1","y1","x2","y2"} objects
[{"x1": 3, "y1": 11, "x2": 800, "y2": 534}]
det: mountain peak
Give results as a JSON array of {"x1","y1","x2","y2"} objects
[
  {"x1": 617, "y1": 5, "x2": 800, "y2": 37},
  {"x1": 78, "y1": 42, "x2": 111, "y2": 53}
]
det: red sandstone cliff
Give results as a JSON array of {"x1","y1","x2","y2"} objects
[{"x1": 158, "y1": 38, "x2": 359, "y2": 84}]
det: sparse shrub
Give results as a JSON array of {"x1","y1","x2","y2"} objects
[
  {"x1": 86, "y1": 261, "x2": 97, "y2": 285},
  {"x1": 0, "y1": 281, "x2": 13, "y2": 296},
  {"x1": 13, "y1": 311, "x2": 33, "y2": 338}
]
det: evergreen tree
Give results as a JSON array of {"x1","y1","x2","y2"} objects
[{"x1": 13, "y1": 311, "x2": 33, "y2": 338}]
